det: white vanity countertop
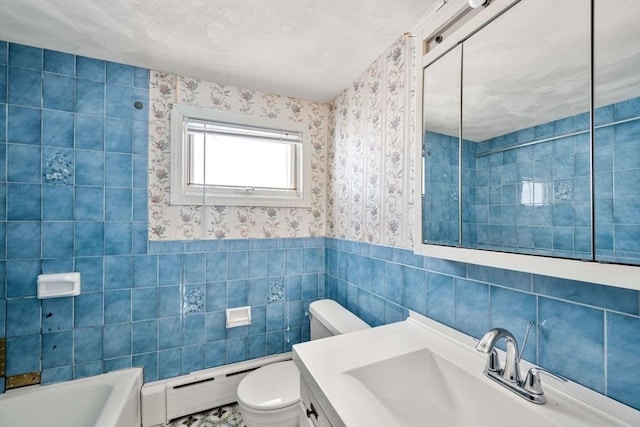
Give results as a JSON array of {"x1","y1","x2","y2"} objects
[{"x1": 292, "y1": 313, "x2": 640, "y2": 427}]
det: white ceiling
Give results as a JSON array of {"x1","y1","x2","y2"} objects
[{"x1": 0, "y1": 0, "x2": 439, "y2": 102}]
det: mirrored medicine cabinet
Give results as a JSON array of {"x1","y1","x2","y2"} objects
[{"x1": 415, "y1": 0, "x2": 640, "y2": 288}]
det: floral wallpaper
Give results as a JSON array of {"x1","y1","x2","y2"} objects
[
  {"x1": 327, "y1": 35, "x2": 417, "y2": 249},
  {"x1": 148, "y1": 34, "x2": 417, "y2": 247},
  {"x1": 148, "y1": 72, "x2": 328, "y2": 240}
]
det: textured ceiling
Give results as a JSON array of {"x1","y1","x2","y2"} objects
[{"x1": 0, "y1": 0, "x2": 439, "y2": 102}]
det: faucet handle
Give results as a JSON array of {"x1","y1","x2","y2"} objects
[
  {"x1": 485, "y1": 348, "x2": 500, "y2": 373},
  {"x1": 523, "y1": 367, "x2": 568, "y2": 395}
]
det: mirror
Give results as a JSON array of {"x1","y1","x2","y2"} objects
[
  {"x1": 421, "y1": 0, "x2": 640, "y2": 266},
  {"x1": 593, "y1": 0, "x2": 640, "y2": 265},
  {"x1": 422, "y1": 45, "x2": 461, "y2": 247}
]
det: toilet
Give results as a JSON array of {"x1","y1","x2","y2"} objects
[{"x1": 236, "y1": 299, "x2": 370, "y2": 427}]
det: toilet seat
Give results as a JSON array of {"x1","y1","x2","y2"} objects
[{"x1": 237, "y1": 361, "x2": 300, "y2": 411}]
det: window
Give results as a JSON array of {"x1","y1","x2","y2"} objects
[{"x1": 170, "y1": 105, "x2": 311, "y2": 207}]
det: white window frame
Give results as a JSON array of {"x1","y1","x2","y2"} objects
[{"x1": 170, "y1": 104, "x2": 311, "y2": 207}]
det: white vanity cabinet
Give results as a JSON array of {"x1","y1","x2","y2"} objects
[{"x1": 298, "y1": 376, "x2": 333, "y2": 427}]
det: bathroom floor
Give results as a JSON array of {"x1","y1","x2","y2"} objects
[{"x1": 168, "y1": 403, "x2": 247, "y2": 427}]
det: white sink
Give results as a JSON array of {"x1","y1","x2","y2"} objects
[
  {"x1": 293, "y1": 313, "x2": 640, "y2": 427},
  {"x1": 345, "y1": 348, "x2": 549, "y2": 427}
]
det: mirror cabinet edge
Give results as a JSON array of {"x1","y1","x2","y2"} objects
[{"x1": 412, "y1": 0, "x2": 640, "y2": 291}]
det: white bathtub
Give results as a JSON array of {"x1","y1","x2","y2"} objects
[{"x1": 0, "y1": 368, "x2": 143, "y2": 427}]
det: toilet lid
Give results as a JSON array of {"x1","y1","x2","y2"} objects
[{"x1": 237, "y1": 361, "x2": 300, "y2": 410}]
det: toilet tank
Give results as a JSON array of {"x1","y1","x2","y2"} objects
[{"x1": 309, "y1": 299, "x2": 370, "y2": 340}]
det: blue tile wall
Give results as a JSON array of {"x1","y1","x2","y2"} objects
[
  {"x1": 0, "y1": 40, "x2": 324, "y2": 389},
  {"x1": 326, "y1": 238, "x2": 640, "y2": 410}
]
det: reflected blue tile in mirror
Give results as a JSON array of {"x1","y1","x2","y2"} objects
[
  {"x1": 613, "y1": 98, "x2": 640, "y2": 120},
  {"x1": 613, "y1": 170, "x2": 640, "y2": 198}
]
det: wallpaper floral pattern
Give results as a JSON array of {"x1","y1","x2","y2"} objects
[
  {"x1": 327, "y1": 35, "x2": 417, "y2": 248},
  {"x1": 148, "y1": 72, "x2": 328, "y2": 240},
  {"x1": 148, "y1": 34, "x2": 417, "y2": 248}
]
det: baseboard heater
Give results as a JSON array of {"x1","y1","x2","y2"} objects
[{"x1": 141, "y1": 353, "x2": 292, "y2": 427}]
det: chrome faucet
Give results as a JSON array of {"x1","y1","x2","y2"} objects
[{"x1": 475, "y1": 327, "x2": 566, "y2": 404}]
